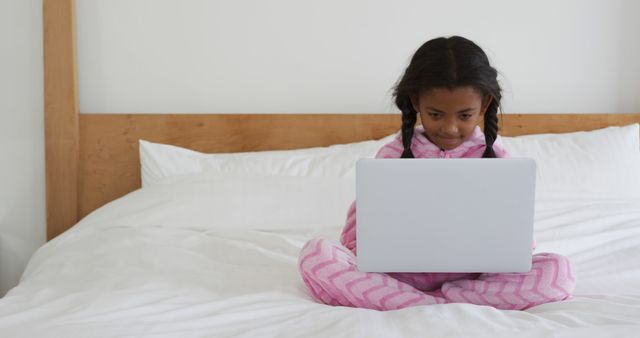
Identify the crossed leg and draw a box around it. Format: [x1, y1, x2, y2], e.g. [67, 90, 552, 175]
[299, 238, 575, 311]
[298, 238, 447, 310]
[441, 252, 576, 310]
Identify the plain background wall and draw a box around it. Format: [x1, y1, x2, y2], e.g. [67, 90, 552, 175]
[0, 0, 639, 296]
[0, 0, 46, 296]
[76, 0, 640, 114]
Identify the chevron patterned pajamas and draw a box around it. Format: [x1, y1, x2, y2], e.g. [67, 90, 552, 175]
[298, 127, 576, 310]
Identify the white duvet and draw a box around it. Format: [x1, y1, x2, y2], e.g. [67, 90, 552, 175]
[1, 174, 640, 338]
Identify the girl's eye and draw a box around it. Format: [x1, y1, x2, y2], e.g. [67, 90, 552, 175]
[460, 114, 472, 120]
[428, 112, 441, 118]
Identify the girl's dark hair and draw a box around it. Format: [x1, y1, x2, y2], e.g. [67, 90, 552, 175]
[394, 36, 502, 158]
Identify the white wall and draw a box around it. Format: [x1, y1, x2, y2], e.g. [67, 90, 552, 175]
[0, 0, 45, 296]
[0, 0, 638, 296]
[76, 0, 640, 114]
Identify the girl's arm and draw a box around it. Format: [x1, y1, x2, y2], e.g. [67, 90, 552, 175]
[493, 135, 510, 158]
[340, 201, 357, 253]
[339, 138, 405, 254]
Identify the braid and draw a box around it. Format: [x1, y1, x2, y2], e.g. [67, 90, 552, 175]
[398, 96, 417, 158]
[482, 100, 499, 158]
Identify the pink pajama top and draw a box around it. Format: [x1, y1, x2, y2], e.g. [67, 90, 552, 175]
[340, 125, 518, 254]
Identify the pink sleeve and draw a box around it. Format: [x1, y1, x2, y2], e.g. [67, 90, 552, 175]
[493, 135, 511, 158]
[340, 139, 404, 254]
[339, 201, 357, 254]
[373, 137, 405, 159]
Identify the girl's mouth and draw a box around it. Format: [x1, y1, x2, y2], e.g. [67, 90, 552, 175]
[439, 136, 460, 142]
[438, 137, 461, 149]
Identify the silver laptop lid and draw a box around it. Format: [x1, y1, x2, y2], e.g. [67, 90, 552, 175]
[356, 158, 536, 273]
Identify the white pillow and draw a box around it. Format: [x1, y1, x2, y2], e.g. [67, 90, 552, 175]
[501, 124, 640, 198]
[139, 134, 396, 187]
[80, 171, 355, 231]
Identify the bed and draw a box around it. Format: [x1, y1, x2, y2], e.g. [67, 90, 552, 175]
[1, 0, 640, 337]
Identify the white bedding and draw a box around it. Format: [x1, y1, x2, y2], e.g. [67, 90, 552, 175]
[1, 174, 640, 338]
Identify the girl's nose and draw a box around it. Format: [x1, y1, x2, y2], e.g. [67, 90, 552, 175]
[442, 122, 458, 134]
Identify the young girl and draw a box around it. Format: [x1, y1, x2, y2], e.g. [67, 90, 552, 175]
[298, 36, 575, 311]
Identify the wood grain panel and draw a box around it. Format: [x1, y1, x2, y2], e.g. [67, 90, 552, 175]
[497, 113, 640, 136]
[44, 0, 79, 240]
[77, 113, 640, 224]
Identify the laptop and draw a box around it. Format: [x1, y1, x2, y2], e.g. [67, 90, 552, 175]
[355, 158, 536, 273]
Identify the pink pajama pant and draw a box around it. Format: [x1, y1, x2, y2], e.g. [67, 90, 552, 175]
[298, 238, 576, 311]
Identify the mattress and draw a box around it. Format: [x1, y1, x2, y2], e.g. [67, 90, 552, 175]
[1, 175, 639, 337]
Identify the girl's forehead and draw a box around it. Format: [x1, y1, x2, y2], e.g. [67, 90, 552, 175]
[418, 86, 483, 105]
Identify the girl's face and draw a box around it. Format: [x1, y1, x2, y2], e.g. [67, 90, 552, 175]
[411, 86, 492, 151]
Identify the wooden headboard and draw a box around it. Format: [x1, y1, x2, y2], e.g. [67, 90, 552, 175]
[43, 0, 640, 240]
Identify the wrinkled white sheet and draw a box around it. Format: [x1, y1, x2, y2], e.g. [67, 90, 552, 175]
[1, 182, 640, 337]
